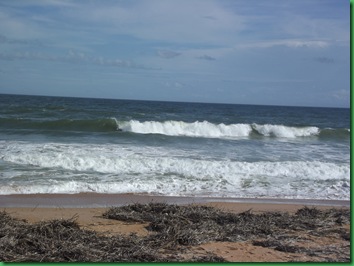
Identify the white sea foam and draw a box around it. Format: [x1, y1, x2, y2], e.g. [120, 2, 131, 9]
[117, 120, 320, 139]
[0, 142, 349, 199]
[118, 120, 252, 138]
[251, 124, 319, 138]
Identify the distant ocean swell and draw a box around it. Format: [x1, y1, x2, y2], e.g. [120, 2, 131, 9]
[1, 117, 349, 139]
[0, 117, 117, 132]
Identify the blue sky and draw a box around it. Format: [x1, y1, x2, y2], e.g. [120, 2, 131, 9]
[0, 0, 349, 107]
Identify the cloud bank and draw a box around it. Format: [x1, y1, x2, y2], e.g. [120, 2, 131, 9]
[0, 0, 349, 107]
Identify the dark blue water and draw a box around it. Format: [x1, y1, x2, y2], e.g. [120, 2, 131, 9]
[0, 94, 350, 200]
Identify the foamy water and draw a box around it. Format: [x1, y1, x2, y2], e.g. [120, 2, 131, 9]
[117, 120, 322, 139]
[0, 141, 349, 199]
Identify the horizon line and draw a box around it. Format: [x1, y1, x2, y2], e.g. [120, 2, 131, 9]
[0, 92, 349, 109]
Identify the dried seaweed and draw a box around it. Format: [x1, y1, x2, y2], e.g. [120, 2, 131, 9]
[0, 204, 349, 262]
[0, 210, 223, 262]
[103, 203, 350, 262]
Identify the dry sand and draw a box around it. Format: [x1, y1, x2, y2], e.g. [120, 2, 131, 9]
[0, 193, 350, 262]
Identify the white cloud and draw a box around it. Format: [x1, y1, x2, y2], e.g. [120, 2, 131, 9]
[314, 57, 335, 64]
[163, 81, 185, 88]
[332, 89, 349, 100]
[197, 55, 216, 61]
[281, 15, 349, 44]
[0, 11, 41, 39]
[157, 50, 181, 59]
[235, 39, 330, 49]
[0, 1, 347, 52]
[69, 0, 243, 45]
[0, 50, 150, 69]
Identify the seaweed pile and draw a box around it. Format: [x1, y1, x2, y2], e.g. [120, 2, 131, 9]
[0, 209, 222, 262]
[0, 203, 350, 262]
[104, 203, 350, 262]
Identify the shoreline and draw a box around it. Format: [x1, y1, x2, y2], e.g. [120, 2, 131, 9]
[0, 193, 349, 208]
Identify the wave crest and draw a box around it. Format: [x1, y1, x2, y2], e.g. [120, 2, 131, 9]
[251, 123, 319, 138]
[119, 120, 252, 138]
[2, 117, 348, 139]
[118, 120, 322, 139]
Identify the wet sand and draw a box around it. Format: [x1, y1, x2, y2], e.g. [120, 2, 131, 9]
[0, 192, 349, 208]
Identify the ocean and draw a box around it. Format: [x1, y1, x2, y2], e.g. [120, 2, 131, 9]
[0, 94, 350, 200]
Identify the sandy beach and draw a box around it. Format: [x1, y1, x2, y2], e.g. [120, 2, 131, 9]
[0, 193, 350, 262]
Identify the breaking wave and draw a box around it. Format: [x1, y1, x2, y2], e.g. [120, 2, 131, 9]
[118, 120, 348, 139]
[1, 117, 349, 139]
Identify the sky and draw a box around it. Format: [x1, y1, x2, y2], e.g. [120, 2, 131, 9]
[0, 0, 350, 108]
